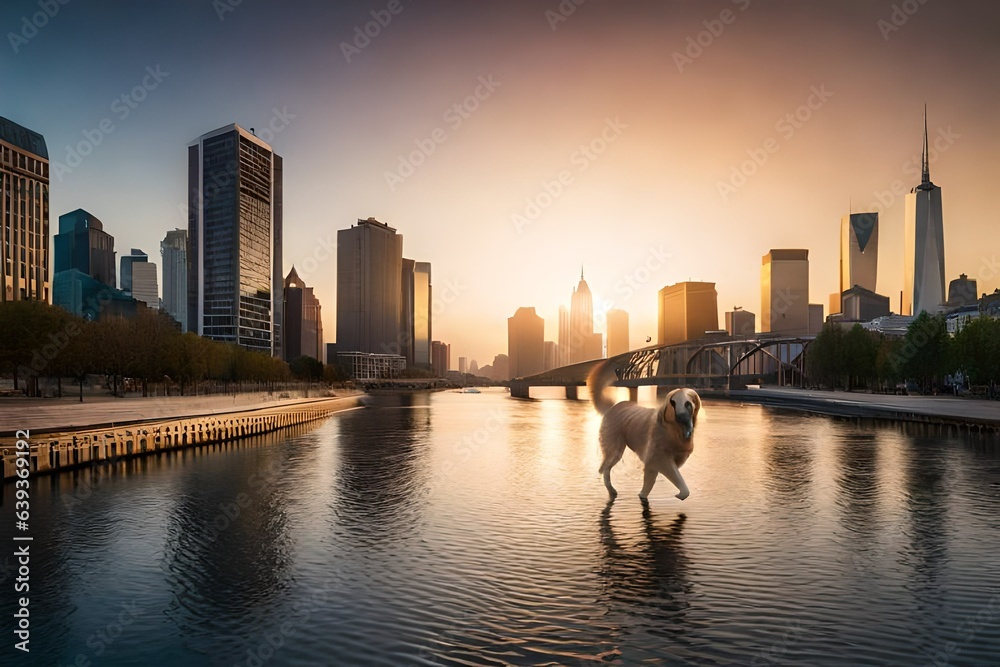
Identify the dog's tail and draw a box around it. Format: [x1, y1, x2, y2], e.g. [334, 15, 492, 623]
[587, 359, 619, 415]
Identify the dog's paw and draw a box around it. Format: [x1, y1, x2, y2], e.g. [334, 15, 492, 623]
[675, 490, 689, 501]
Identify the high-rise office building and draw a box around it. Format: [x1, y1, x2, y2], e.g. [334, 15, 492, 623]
[398, 259, 432, 368]
[52, 209, 135, 318]
[761, 250, 809, 334]
[841, 213, 878, 294]
[188, 123, 283, 355]
[431, 340, 451, 376]
[131, 262, 159, 309]
[543, 341, 558, 371]
[557, 305, 570, 367]
[413, 262, 432, 369]
[120, 248, 146, 294]
[903, 108, 946, 316]
[337, 217, 403, 356]
[1, 116, 49, 303]
[161, 229, 188, 329]
[569, 269, 603, 363]
[606, 309, 630, 357]
[120, 248, 158, 308]
[459, 357, 468, 375]
[283, 266, 324, 362]
[54, 209, 116, 286]
[400, 258, 415, 364]
[508, 306, 545, 378]
[658, 281, 719, 345]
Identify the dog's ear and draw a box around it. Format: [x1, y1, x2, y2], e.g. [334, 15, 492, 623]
[662, 389, 678, 424]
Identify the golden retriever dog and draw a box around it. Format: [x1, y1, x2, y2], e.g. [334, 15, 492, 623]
[587, 361, 702, 501]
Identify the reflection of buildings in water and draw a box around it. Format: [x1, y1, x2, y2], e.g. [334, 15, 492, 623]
[330, 393, 431, 546]
[901, 435, 949, 607]
[160, 436, 300, 632]
[597, 503, 692, 633]
[833, 431, 880, 538]
[761, 415, 814, 502]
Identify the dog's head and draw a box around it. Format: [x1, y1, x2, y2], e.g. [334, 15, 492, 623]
[662, 388, 702, 440]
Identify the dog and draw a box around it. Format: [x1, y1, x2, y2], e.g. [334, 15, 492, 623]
[588, 360, 702, 501]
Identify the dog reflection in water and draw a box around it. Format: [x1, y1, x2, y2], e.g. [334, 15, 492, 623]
[588, 360, 702, 501]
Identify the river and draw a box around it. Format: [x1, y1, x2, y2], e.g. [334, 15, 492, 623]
[3, 389, 1000, 665]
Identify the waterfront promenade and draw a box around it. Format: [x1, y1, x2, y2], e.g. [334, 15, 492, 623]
[728, 386, 1000, 430]
[0, 390, 360, 436]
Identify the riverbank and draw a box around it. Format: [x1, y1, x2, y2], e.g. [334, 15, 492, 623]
[720, 386, 1000, 433]
[1, 393, 364, 480]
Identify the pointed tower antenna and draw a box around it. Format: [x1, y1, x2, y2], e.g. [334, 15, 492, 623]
[921, 104, 930, 185]
[580, 264, 584, 281]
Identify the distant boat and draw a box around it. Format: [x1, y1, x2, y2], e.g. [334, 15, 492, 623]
[461, 388, 481, 394]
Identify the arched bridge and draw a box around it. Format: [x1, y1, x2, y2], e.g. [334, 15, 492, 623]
[509, 335, 815, 399]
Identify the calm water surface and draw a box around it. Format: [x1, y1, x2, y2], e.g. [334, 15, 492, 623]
[4, 390, 1000, 666]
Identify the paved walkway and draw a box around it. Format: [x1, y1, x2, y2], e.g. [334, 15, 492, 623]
[726, 387, 1000, 426]
[0, 391, 361, 435]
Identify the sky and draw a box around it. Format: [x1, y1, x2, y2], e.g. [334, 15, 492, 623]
[3, 0, 999, 367]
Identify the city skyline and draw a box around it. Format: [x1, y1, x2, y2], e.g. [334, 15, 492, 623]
[3, 1, 1000, 364]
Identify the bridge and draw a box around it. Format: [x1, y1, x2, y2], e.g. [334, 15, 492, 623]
[509, 335, 815, 399]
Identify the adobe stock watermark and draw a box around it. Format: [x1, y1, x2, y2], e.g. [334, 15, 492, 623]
[7, 0, 70, 53]
[867, 125, 959, 214]
[717, 84, 833, 202]
[545, 0, 587, 30]
[511, 116, 627, 233]
[340, 0, 411, 63]
[384, 75, 501, 192]
[923, 594, 1000, 667]
[50, 65, 170, 183]
[750, 621, 809, 666]
[213, 0, 244, 21]
[877, 0, 931, 41]
[672, 0, 751, 73]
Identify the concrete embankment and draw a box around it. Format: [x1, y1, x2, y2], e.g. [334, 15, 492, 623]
[719, 387, 1000, 434]
[1, 394, 363, 481]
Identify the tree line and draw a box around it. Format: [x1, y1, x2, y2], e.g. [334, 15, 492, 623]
[0, 301, 338, 398]
[806, 312, 1000, 394]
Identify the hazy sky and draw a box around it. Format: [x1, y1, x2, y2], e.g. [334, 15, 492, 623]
[3, 0, 998, 366]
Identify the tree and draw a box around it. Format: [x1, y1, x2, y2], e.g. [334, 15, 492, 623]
[899, 312, 950, 393]
[842, 324, 877, 391]
[289, 355, 323, 381]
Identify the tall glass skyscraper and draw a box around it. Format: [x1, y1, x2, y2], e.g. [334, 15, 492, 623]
[1, 116, 49, 303]
[187, 124, 282, 356]
[903, 108, 945, 316]
[413, 261, 432, 368]
[161, 229, 188, 329]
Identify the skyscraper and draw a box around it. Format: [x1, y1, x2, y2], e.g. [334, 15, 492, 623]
[282, 266, 324, 362]
[161, 229, 188, 329]
[413, 262, 432, 369]
[606, 309, 630, 357]
[431, 340, 451, 376]
[569, 269, 603, 363]
[761, 250, 809, 334]
[658, 282, 719, 345]
[337, 217, 403, 355]
[120, 248, 146, 294]
[53, 209, 135, 318]
[841, 212, 878, 293]
[54, 209, 116, 286]
[131, 262, 159, 309]
[508, 306, 545, 378]
[188, 123, 283, 356]
[725, 307, 756, 337]
[903, 108, 946, 316]
[1, 116, 49, 303]
[120, 248, 158, 308]
[557, 305, 570, 367]
[397, 259, 432, 368]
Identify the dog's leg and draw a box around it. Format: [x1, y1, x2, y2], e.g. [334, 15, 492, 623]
[661, 459, 690, 501]
[603, 468, 618, 499]
[638, 466, 658, 500]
